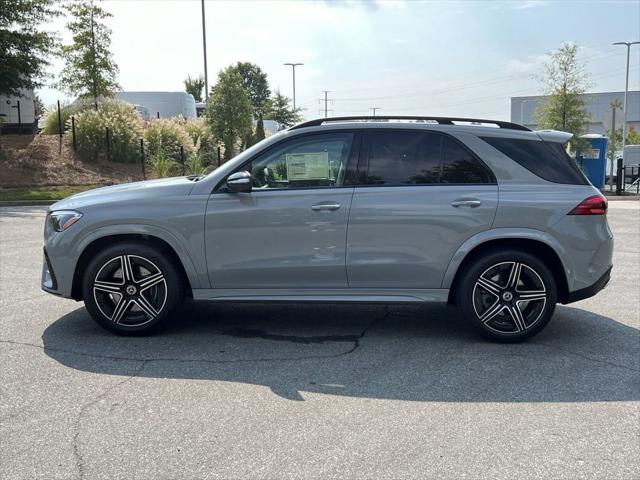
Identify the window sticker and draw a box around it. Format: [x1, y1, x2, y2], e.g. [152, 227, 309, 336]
[285, 152, 330, 180]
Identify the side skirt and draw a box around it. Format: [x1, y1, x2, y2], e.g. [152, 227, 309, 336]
[192, 288, 449, 304]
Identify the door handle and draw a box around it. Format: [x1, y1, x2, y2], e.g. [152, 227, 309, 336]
[451, 199, 482, 208]
[311, 203, 341, 211]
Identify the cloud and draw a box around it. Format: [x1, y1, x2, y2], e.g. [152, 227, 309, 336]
[320, 0, 405, 11]
[512, 0, 551, 9]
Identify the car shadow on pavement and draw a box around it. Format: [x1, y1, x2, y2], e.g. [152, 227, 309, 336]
[41, 302, 639, 402]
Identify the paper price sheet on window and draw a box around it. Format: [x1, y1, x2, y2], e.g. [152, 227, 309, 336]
[285, 152, 330, 181]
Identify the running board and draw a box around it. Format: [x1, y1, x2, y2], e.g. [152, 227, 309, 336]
[192, 288, 449, 304]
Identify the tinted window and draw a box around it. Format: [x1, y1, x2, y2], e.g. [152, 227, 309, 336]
[365, 131, 442, 185]
[247, 133, 354, 189]
[481, 136, 589, 185]
[442, 137, 494, 184]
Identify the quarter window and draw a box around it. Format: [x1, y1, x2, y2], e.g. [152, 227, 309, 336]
[247, 133, 354, 190]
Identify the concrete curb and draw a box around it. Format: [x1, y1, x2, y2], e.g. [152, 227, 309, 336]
[604, 195, 640, 201]
[0, 200, 56, 207]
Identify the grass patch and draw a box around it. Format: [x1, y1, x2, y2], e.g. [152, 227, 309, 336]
[0, 184, 101, 201]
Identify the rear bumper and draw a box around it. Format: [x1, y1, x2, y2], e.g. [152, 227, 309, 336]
[563, 265, 612, 304]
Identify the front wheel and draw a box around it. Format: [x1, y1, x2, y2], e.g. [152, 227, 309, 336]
[456, 250, 557, 342]
[81, 242, 184, 335]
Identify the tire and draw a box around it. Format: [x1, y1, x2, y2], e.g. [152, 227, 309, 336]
[81, 242, 184, 335]
[456, 249, 557, 343]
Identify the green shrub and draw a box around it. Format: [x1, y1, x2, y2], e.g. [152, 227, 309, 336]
[149, 147, 177, 177]
[144, 118, 193, 164]
[184, 151, 215, 176]
[42, 102, 74, 135]
[73, 100, 143, 162]
[183, 117, 217, 165]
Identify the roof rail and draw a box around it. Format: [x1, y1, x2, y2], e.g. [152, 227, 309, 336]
[289, 116, 531, 132]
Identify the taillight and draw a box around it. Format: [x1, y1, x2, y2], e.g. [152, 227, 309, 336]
[568, 195, 608, 215]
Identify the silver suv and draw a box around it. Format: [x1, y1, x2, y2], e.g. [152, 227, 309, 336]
[41, 116, 613, 342]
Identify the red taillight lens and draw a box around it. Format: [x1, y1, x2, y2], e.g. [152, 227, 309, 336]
[568, 195, 608, 215]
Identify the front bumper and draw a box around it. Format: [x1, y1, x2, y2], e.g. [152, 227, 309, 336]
[563, 265, 612, 304]
[41, 248, 60, 295]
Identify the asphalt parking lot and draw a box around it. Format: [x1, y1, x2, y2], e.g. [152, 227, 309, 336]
[1, 202, 638, 480]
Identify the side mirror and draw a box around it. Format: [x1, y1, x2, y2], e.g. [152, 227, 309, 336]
[226, 171, 252, 193]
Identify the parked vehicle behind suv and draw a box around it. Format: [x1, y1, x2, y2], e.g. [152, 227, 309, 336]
[41, 116, 613, 342]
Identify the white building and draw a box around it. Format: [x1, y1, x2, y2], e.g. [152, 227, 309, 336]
[511, 91, 640, 136]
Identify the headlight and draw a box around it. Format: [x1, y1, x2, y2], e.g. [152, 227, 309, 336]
[48, 210, 83, 232]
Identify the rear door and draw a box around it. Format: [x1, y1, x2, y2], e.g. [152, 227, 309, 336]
[346, 129, 498, 289]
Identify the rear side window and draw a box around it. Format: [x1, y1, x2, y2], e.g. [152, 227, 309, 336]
[442, 137, 494, 184]
[364, 131, 441, 185]
[362, 130, 494, 185]
[480, 136, 589, 185]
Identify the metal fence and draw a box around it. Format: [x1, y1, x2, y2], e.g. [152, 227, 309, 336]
[50, 98, 222, 178]
[616, 158, 640, 195]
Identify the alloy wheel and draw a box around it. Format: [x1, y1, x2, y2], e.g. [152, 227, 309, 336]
[92, 255, 167, 327]
[472, 261, 547, 334]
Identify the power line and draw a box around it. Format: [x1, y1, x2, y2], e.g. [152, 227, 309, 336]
[332, 50, 629, 103]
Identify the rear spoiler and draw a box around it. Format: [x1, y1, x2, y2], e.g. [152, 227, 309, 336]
[535, 130, 573, 144]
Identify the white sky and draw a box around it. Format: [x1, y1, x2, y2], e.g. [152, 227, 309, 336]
[39, 0, 640, 121]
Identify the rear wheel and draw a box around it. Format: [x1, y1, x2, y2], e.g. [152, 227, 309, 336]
[456, 249, 557, 342]
[81, 242, 184, 335]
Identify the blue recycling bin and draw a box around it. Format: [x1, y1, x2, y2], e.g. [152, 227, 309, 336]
[578, 135, 608, 188]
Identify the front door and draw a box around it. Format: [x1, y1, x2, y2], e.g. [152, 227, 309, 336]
[205, 131, 358, 289]
[346, 129, 498, 289]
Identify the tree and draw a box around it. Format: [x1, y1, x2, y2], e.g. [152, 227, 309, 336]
[229, 62, 270, 137]
[535, 43, 591, 151]
[205, 67, 253, 160]
[627, 125, 640, 146]
[58, 0, 119, 109]
[265, 90, 302, 128]
[0, 0, 60, 95]
[184, 74, 205, 102]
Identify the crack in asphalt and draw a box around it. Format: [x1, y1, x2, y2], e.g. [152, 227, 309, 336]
[72, 360, 149, 480]
[535, 341, 640, 373]
[0, 308, 391, 366]
[2, 309, 391, 478]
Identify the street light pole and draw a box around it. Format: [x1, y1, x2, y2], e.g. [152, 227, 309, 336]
[201, 0, 209, 102]
[284, 63, 303, 111]
[613, 41, 640, 160]
[369, 107, 380, 117]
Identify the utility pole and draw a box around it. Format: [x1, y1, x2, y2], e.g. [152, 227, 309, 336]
[201, 0, 209, 102]
[318, 91, 333, 118]
[369, 107, 380, 117]
[612, 41, 640, 162]
[284, 63, 303, 110]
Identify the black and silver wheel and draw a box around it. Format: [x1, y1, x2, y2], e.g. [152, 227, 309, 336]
[82, 242, 184, 335]
[456, 249, 557, 342]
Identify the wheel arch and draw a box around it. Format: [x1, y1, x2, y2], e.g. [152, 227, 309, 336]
[71, 233, 196, 300]
[444, 232, 571, 305]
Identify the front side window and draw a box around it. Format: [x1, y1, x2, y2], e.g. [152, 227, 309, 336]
[247, 133, 354, 190]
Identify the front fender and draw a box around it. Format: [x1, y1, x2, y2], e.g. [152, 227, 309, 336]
[440, 228, 572, 290]
[73, 223, 207, 291]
